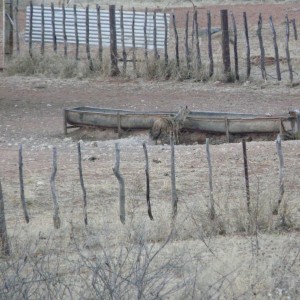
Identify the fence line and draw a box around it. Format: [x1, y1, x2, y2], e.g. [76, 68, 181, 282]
[3, 2, 300, 82]
[25, 4, 170, 49]
[0, 136, 291, 255]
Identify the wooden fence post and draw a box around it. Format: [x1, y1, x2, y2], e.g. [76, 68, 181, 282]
[51, 2, 57, 53]
[170, 136, 178, 221]
[0, 179, 10, 256]
[242, 139, 250, 214]
[62, 3, 67, 57]
[269, 16, 281, 81]
[29, 1, 33, 57]
[285, 14, 293, 83]
[132, 7, 137, 72]
[173, 13, 180, 68]
[120, 6, 127, 74]
[185, 11, 191, 71]
[243, 12, 251, 79]
[221, 9, 231, 77]
[274, 135, 284, 215]
[153, 12, 159, 60]
[112, 143, 125, 224]
[257, 14, 266, 80]
[144, 8, 149, 67]
[194, 10, 201, 73]
[164, 12, 169, 67]
[231, 12, 239, 81]
[96, 4, 103, 66]
[292, 18, 297, 40]
[14, 0, 20, 55]
[50, 147, 61, 229]
[207, 11, 214, 77]
[74, 4, 79, 60]
[86, 5, 93, 70]
[77, 143, 88, 225]
[109, 5, 120, 76]
[142, 142, 154, 220]
[41, 3, 45, 55]
[206, 138, 215, 220]
[4, 0, 14, 63]
[19, 144, 30, 223]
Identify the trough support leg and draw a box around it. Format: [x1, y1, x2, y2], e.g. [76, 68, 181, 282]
[63, 109, 68, 135]
[117, 113, 122, 138]
[225, 117, 230, 143]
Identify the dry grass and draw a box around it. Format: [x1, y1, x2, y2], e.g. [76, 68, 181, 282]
[1, 138, 300, 298]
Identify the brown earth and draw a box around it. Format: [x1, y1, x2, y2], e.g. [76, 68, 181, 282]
[1, 3, 300, 299]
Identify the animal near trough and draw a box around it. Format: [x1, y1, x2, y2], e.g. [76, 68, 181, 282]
[63, 107, 300, 142]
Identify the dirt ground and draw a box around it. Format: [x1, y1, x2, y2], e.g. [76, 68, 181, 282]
[1, 2, 300, 299]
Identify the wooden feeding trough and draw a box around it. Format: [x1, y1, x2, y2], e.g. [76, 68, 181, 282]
[63, 106, 300, 141]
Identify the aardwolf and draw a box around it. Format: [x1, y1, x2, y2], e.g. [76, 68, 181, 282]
[149, 106, 190, 145]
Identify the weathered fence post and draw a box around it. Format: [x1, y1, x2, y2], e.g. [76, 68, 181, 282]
[41, 3, 45, 55]
[164, 12, 169, 67]
[269, 16, 281, 81]
[51, 2, 57, 53]
[285, 14, 293, 83]
[77, 143, 88, 225]
[74, 4, 79, 60]
[243, 12, 251, 79]
[207, 11, 214, 77]
[221, 9, 231, 78]
[170, 136, 178, 221]
[132, 7, 137, 72]
[231, 12, 239, 81]
[142, 142, 154, 220]
[0, 179, 10, 256]
[173, 13, 180, 69]
[112, 143, 125, 224]
[4, 0, 14, 63]
[153, 12, 159, 60]
[242, 139, 250, 214]
[109, 5, 120, 76]
[292, 18, 297, 40]
[96, 4, 103, 66]
[29, 1, 33, 57]
[50, 147, 61, 229]
[120, 6, 127, 74]
[62, 3, 67, 57]
[274, 135, 284, 215]
[194, 10, 201, 74]
[185, 11, 191, 71]
[86, 5, 93, 70]
[14, 0, 20, 55]
[206, 138, 215, 220]
[144, 8, 149, 67]
[257, 14, 266, 80]
[19, 144, 30, 223]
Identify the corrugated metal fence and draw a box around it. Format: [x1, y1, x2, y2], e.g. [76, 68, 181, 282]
[25, 5, 170, 49]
